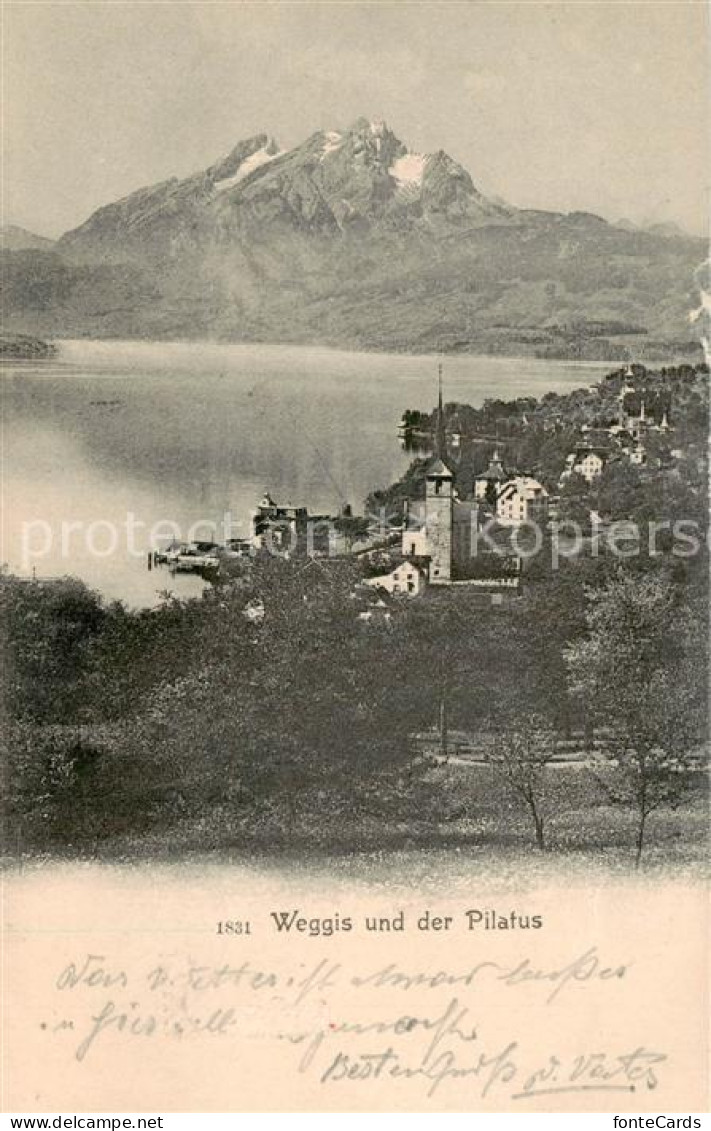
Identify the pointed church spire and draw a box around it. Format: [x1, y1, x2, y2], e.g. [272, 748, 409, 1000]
[436, 362, 446, 459]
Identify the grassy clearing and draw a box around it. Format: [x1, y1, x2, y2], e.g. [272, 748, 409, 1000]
[7, 773, 706, 890]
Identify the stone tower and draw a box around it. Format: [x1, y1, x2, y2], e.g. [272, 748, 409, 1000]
[426, 457, 454, 582]
[425, 365, 454, 583]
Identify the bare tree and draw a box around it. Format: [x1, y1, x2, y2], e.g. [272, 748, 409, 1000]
[485, 716, 557, 849]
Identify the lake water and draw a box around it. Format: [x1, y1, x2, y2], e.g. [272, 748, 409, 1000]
[2, 340, 608, 607]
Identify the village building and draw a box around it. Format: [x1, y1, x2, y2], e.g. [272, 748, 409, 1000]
[619, 386, 672, 439]
[397, 369, 482, 584]
[252, 492, 333, 555]
[351, 586, 396, 624]
[400, 508, 430, 558]
[423, 456, 455, 582]
[242, 598, 265, 623]
[363, 561, 427, 596]
[496, 476, 549, 527]
[618, 379, 635, 423]
[560, 444, 611, 484]
[629, 441, 647, 467]
[446, 411, 463, 451]
[252, 492, 307, 551]
[399, 458, 463, 582]
[225, 537, 254, 559]
[473, 448, 507, 500]
[631, 399, 649, 438]
[618, 378, 649, 436]
[401, 489, 478, 583]
[358, 597, 393, 625]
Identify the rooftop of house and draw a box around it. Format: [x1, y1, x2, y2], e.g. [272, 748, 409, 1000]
[426, 456, 454, 478]
[477, 451, 507, 480]
[362, 560, 427, 588]
[498, 476, 549, 499]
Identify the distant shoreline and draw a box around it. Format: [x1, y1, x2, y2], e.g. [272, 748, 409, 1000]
[4, 331, 703, 367]
[0, 332, 57, 360]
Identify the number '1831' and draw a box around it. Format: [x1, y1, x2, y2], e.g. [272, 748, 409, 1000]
[216, 920, 252, 935]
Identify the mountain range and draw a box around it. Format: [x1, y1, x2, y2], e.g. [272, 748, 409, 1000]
[2, 118, 705, 359]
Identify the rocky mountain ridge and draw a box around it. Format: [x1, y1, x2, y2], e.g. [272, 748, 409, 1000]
[2, 119, 705, 360]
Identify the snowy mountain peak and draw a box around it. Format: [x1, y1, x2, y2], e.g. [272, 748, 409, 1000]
[15, 117, 700, 355]
[58, 118, 513, 263]
[390, 152, 429, 188]
[208, 134, 281, 190]
[213, 142, 283, 193]
[320, 130, 344, 161]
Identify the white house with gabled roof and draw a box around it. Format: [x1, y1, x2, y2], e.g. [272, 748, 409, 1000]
[496, 477, 549, 526]
[561, 445, 611, 485]
[363, 561, 427, 596]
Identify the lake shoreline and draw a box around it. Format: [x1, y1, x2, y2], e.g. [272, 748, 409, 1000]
[23, 331, 704, 367]
[0, 332, 57, 360]
[0, 341, 693, 607]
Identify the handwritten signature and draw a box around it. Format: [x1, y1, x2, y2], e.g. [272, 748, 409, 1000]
[313, 1039, 665, 1100]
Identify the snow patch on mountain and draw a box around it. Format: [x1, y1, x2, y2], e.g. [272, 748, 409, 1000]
[214, 146, 282, 192]
[389, 152, 428, 188]
[320, 131, 344, 161]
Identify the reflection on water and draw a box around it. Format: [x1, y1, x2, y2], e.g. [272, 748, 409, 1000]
[2, 340, 607, 607]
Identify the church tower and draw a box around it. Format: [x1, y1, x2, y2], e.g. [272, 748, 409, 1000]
[426, 364, 454, 583]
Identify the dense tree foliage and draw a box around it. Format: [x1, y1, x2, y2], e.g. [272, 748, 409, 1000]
[565, 571, 708, 862]
[2, 362, 708, 861]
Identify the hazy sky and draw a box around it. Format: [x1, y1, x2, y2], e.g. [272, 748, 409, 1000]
[4, 1, 709, 238]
